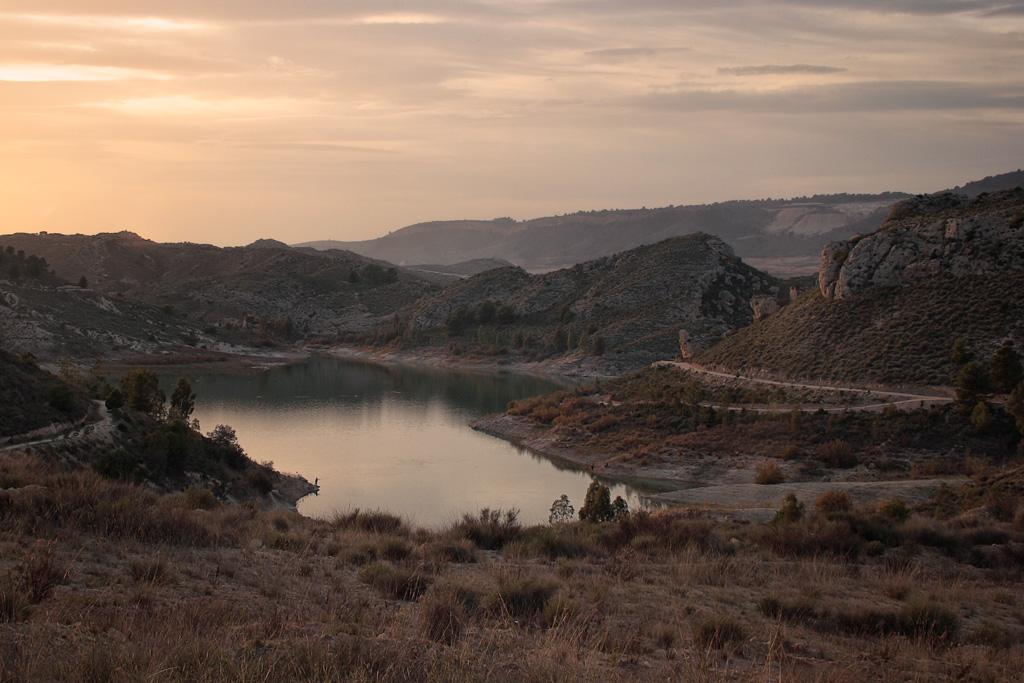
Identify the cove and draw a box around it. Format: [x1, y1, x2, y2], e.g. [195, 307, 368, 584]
[179, 356, 648, 526]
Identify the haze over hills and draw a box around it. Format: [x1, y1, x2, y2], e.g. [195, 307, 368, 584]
[295, 171, 1024, 276]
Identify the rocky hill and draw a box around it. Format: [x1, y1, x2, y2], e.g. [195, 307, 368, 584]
[820, 189, 1024, 300]
[696, 189, 1024, 386]
[386, 233, 782, 374]
[0, 232, 438, 357]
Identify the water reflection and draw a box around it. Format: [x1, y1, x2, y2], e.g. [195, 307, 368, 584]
[170, 356, 655, 527]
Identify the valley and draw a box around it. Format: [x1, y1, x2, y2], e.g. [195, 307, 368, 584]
[2, 174, 1024, 681]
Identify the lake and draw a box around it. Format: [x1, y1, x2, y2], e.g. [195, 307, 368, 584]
[177, 356, 649, 526]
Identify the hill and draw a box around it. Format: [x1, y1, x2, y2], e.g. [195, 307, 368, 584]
[0, 232, 439, 359]
[295, 171, 1024, 276]
[375, 233, 782, 375]
[296, 194, 908, 274]
[695, 189, 1024, 386]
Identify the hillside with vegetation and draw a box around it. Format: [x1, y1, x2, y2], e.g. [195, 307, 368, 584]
[0, 233, 438, 361]
[696, 188, 1024, 386]
[367, 233, 782, 375]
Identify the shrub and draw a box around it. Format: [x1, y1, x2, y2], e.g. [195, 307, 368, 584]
[692, 616, 747, 649]
[814, 489, 853, 515]
[899, 600, 960, 641]
[126, 555, 175, 585]
[331, 509, 407, 535]
[773, 493, 805, 523]
[970, 401, 992, 430]
[418, 590, 465, 644]
[17, 541, 65, 604]
[488, 576, 557, 620]
[358, 562, 431, 601]
[817, 440, 857, 468]
[182, 486, 219, 510]
[879, 499, 910, 523]
[248, 469, 273, 495]
[453, 508, 521, 550]
[91, 449, 137, 480]
[754, 461, 784, 485]
[0, 582, 28, 623]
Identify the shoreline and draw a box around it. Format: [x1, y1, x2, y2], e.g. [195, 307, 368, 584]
[471, 413, 964, 516]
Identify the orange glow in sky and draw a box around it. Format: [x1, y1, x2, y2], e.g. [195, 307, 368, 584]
[1, 2, 1022, 246]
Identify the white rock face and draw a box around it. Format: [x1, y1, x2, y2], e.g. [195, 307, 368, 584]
[750, 295, 780, 321]
[819, 190, 1024, 299]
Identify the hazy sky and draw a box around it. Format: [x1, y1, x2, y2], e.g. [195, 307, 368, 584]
[2, 1, 1023, 246]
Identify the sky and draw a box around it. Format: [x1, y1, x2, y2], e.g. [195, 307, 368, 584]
[1, 1, 1023, 246]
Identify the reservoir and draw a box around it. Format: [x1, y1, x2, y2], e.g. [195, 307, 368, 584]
[180, 356, 647, 526]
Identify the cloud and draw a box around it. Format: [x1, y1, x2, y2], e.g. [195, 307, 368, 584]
[0, 63, 171, 81]
[638, 80, 1024, 114]
[586, 47, 690, 63]
[719, 64, 847, 76]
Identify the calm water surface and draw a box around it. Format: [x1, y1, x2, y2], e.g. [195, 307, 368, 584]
[181, 357, 649, 526]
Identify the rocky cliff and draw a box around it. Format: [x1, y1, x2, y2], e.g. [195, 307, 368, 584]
[820, 189, 1024, 299]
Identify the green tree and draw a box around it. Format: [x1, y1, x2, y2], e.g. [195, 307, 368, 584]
[548, 494, 575, 524]
[950, 337, 971, 365]
[579, 481, 615, 522]
[119, 369, 166, 418]
[955, 361, 992, 406]
[477, 300, 497, 324]
[496, 304, 516, 325]
[989, 343, 1023, 393]
[169, 376, 196, 422]
[78, 275, 88, 288]
[970, 401, 993, 431]
[612, 495, 630, 521]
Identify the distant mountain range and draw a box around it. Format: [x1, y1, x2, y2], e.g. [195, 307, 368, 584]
[294, 171, 1024, 275]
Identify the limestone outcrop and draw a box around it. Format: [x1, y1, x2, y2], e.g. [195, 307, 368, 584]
[750, 296, 780, 321]
[819, 189, 1024, 299]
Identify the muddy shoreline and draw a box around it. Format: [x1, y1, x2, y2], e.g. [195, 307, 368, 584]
[471, 413, 963, 518]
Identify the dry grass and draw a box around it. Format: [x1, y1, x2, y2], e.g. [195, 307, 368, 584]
[2, 453, 1024, 681]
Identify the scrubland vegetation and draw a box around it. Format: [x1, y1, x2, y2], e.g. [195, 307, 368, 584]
[697, 274, 1024, 386]
[2, 450, 1024, 681]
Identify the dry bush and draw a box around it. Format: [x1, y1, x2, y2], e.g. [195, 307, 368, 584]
[17, 540, 66, 604]
[692, 615, 746, 650]
[125, 554, 176, 585]
[487, 575, 558, 621]
[0, 581, 29, 623]
[508, 524, 597, 561]
[420, 538, 478, 564]
[330, 508, 408, 536]
[754, 461, 785, 485]
[358, 561, 432, 601]
[814, 489, 853, 515]
[451, 508, 521, 550]
[417, 589, 466, 644]
[605, 510, 712, 555]
[817, 440, 857, 468]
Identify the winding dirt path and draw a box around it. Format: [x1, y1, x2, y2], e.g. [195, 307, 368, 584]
[658, 361, 955, 413]
[0, 401, 115, 454]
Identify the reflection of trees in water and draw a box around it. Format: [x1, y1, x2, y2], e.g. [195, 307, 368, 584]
[181, 357, 577, 416]
[509, 443, 662, 512]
